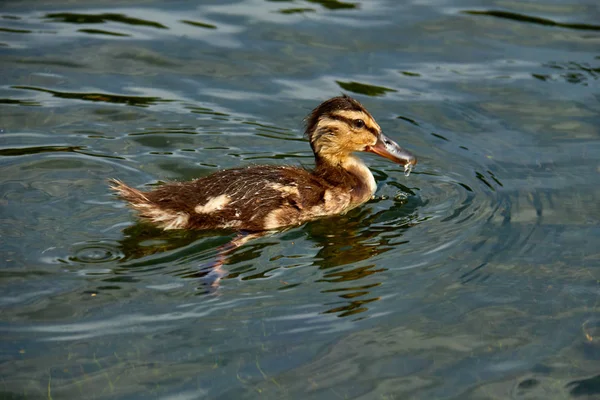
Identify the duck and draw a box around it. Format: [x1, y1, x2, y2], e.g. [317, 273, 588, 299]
[110, 95, 417, 232]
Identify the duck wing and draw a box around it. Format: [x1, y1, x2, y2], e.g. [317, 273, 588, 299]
[112, 165, 332, 231]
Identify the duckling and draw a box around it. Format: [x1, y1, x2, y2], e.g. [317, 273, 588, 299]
[110, 95, 416, 232]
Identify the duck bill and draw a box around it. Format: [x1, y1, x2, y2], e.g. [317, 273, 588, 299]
[366, 133, 417, 167]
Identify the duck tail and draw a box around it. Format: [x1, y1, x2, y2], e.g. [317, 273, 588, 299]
[109, 179, 152, 211]
[109, 179, 190, 230]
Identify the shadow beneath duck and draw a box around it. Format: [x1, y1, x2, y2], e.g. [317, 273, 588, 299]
[117, 223, 215, 261]
[114, 220, 279, 293]
[114, 223, 248, 292]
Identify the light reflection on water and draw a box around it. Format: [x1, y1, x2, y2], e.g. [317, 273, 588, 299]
[1, 0, 600, 398]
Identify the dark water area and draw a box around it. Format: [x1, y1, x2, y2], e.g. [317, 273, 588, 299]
[1, 0, 599, 398]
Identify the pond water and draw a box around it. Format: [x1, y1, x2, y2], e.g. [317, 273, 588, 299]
[1, 0, 599, 398]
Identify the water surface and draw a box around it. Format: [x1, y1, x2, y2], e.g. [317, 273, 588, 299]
[1, 0, 600, 398]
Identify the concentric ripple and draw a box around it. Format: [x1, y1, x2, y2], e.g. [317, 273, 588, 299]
[394, 145, 506, 274]
[65, 241, 125, 264]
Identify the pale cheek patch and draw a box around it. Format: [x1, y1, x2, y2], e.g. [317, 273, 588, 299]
[195, 194, 230, 214]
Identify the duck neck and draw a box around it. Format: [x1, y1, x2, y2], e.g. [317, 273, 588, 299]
[314, 154, 377, 203]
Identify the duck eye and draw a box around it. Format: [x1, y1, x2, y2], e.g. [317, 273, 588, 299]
[353, 119, 365, 129]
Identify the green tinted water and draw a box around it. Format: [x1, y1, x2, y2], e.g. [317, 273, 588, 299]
[1, 0, 599, 398]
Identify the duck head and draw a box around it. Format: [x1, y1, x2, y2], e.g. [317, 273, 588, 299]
[305, 95, 417, 168]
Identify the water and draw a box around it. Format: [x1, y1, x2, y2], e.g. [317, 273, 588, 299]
[1, 0, 599, 398]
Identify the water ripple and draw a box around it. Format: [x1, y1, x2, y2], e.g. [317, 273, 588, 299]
[12, 85, 174, 107]
[463, 10, 600, 31]
[65, 241, 125, 265]
[10, 295, 272, 341]
[44, 12, 168, 29]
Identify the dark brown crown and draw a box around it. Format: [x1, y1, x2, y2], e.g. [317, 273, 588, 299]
[304, 94, 368, 138]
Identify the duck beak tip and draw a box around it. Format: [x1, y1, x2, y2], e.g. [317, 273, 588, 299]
[366, 133, 417, 167]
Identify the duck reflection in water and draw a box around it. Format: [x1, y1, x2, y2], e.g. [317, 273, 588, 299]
[306, 198, 420, 318]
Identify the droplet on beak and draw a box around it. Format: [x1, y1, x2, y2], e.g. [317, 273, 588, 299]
[404, 163, 413, 177]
